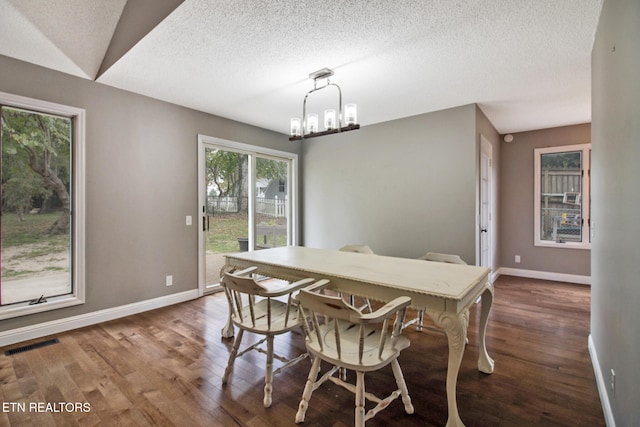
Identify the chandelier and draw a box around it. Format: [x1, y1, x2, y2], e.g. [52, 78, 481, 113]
[289, 68, 359, 141]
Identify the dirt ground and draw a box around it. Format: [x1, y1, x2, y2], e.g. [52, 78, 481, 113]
[1, 243, 70, 304]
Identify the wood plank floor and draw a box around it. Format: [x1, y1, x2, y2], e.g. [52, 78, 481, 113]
[0, 275, 605, 426]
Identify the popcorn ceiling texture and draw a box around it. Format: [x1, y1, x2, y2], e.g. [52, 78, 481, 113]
[0, 0, 603, 134]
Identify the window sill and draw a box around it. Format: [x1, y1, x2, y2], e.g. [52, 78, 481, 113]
[0, 295, 84, 321]
[534, 241, 591, 250]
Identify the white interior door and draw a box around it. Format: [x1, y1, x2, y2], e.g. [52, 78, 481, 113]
[479, 135, 493, 270]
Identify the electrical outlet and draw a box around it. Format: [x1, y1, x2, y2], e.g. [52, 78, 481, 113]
[186, 215, 192, 226]
[515, 255, 521, 263]
[166, 275, 173, 287]
[611, 369, 615, 397]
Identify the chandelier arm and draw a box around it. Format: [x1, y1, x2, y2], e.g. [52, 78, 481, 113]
[301, 83, 343, 139]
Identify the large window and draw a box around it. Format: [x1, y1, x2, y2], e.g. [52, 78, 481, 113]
[1, 92, 85, 319]
[534, 144, 591, 249]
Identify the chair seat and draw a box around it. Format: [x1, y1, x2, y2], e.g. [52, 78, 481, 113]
[307, 322, 410, 371]
[232, 299, 301, 334]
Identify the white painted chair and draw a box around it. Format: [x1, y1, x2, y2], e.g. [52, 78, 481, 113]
[339, 245, 374, 312]
[418, 252, 467, 265]
[409, 252, 468, 331]
[221, 266, 315, 407]
[339, 244, 375, 254]
[294, 280, 414, 426]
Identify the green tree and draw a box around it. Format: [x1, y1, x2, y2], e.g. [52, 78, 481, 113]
[206, 150, 245, 198]
[256, 157, 287, 181]
[1, 107, 71, 234]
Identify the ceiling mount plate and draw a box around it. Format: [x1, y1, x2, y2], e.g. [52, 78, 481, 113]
[309, 67, 334, 81]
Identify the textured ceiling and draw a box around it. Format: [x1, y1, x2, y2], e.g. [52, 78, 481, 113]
[0, 0, 603, 135]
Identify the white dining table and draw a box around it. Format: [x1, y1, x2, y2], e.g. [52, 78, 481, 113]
[222, 246, 494, 427]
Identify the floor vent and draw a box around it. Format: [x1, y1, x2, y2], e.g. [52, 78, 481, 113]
[4, 338, 59, 356]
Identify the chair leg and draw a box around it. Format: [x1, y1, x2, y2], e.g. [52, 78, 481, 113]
[417, 310, 424, 331]
[264, 335, 274, 407]
[355, 371, 365, 427]
[391, 359, 414, 414]
[296, 356, 321, 423]
[222, 329, 244, 384]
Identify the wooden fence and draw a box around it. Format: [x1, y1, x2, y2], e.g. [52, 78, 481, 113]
[208, 196, 287, 218]
[540, 170, 582, 241]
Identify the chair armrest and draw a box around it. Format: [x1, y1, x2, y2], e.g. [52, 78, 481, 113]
[353, 296, 411, 323]
[291, 279, 330, 303]
[301, 279, 331, 293]
[231, 266, 259, 277]
[262, 277, 318, 297]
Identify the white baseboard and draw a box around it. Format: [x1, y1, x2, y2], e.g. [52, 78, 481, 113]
[588, 335, 616, 427]
[497, 267, 591, 285]
[0, 290, 199, 348]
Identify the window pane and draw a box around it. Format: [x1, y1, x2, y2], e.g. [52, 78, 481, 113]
[204, 148, 249, 287]
[1, 107, 72, 305]
[255, 157, 289, 248]
[539, 150, 582, 243]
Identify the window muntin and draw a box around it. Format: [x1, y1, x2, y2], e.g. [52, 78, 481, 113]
[534, 144, 591, 249]
[0, 92, 85, 319]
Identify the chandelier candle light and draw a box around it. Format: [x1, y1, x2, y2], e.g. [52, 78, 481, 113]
[289, 68, 359, 141]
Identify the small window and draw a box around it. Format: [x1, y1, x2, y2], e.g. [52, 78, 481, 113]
[534, 144, 591, 249]
[0, 92, 85, 319]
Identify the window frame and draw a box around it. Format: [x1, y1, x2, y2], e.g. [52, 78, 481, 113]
[534, 143, 591, 250]
[0, 91, 86, 320]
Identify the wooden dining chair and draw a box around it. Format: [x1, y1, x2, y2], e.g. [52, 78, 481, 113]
[221, 266, 315, 407]
[294, 280, 414, 426]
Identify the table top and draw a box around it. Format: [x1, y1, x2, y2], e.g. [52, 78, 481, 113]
[224, 246, 490, 302]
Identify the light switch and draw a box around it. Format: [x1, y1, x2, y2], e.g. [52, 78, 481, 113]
[186, 215, 192, 226]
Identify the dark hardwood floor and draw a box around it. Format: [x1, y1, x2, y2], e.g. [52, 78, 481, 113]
[0, 275, 605, 426]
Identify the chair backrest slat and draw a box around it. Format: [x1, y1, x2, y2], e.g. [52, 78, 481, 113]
[334, 319, 342, 358]
[311, 313, 324, 352]
[298, 285, 411, 365]
[222, 269, 294, 331]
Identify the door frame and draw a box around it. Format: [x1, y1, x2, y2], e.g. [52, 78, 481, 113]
[477, 134, 494, 272]
[197, 134, 299, 296]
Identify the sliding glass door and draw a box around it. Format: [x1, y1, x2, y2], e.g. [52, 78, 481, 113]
[202, 146, 249, 292]
[198, 136, 297, 294]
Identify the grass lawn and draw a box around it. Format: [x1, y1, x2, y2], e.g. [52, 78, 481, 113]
[207, 213, 249, 253]
[1, 212, 68, 249]
[207, 213, 287, 253]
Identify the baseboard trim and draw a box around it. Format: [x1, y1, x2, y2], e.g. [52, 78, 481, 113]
[497, 267, 591, 285]
[588, 334, 616, 427]
[0, 290, 199, 347]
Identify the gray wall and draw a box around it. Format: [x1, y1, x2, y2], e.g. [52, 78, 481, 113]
[499, 124, 591, 276]
[301, 104, 480, 263]
[0, 55, 299, 332]
[591, 0, 640, 424]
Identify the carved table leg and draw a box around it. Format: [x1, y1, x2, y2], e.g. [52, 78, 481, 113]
[427, 308, 470, 427]
[478, 282, 495, 374]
